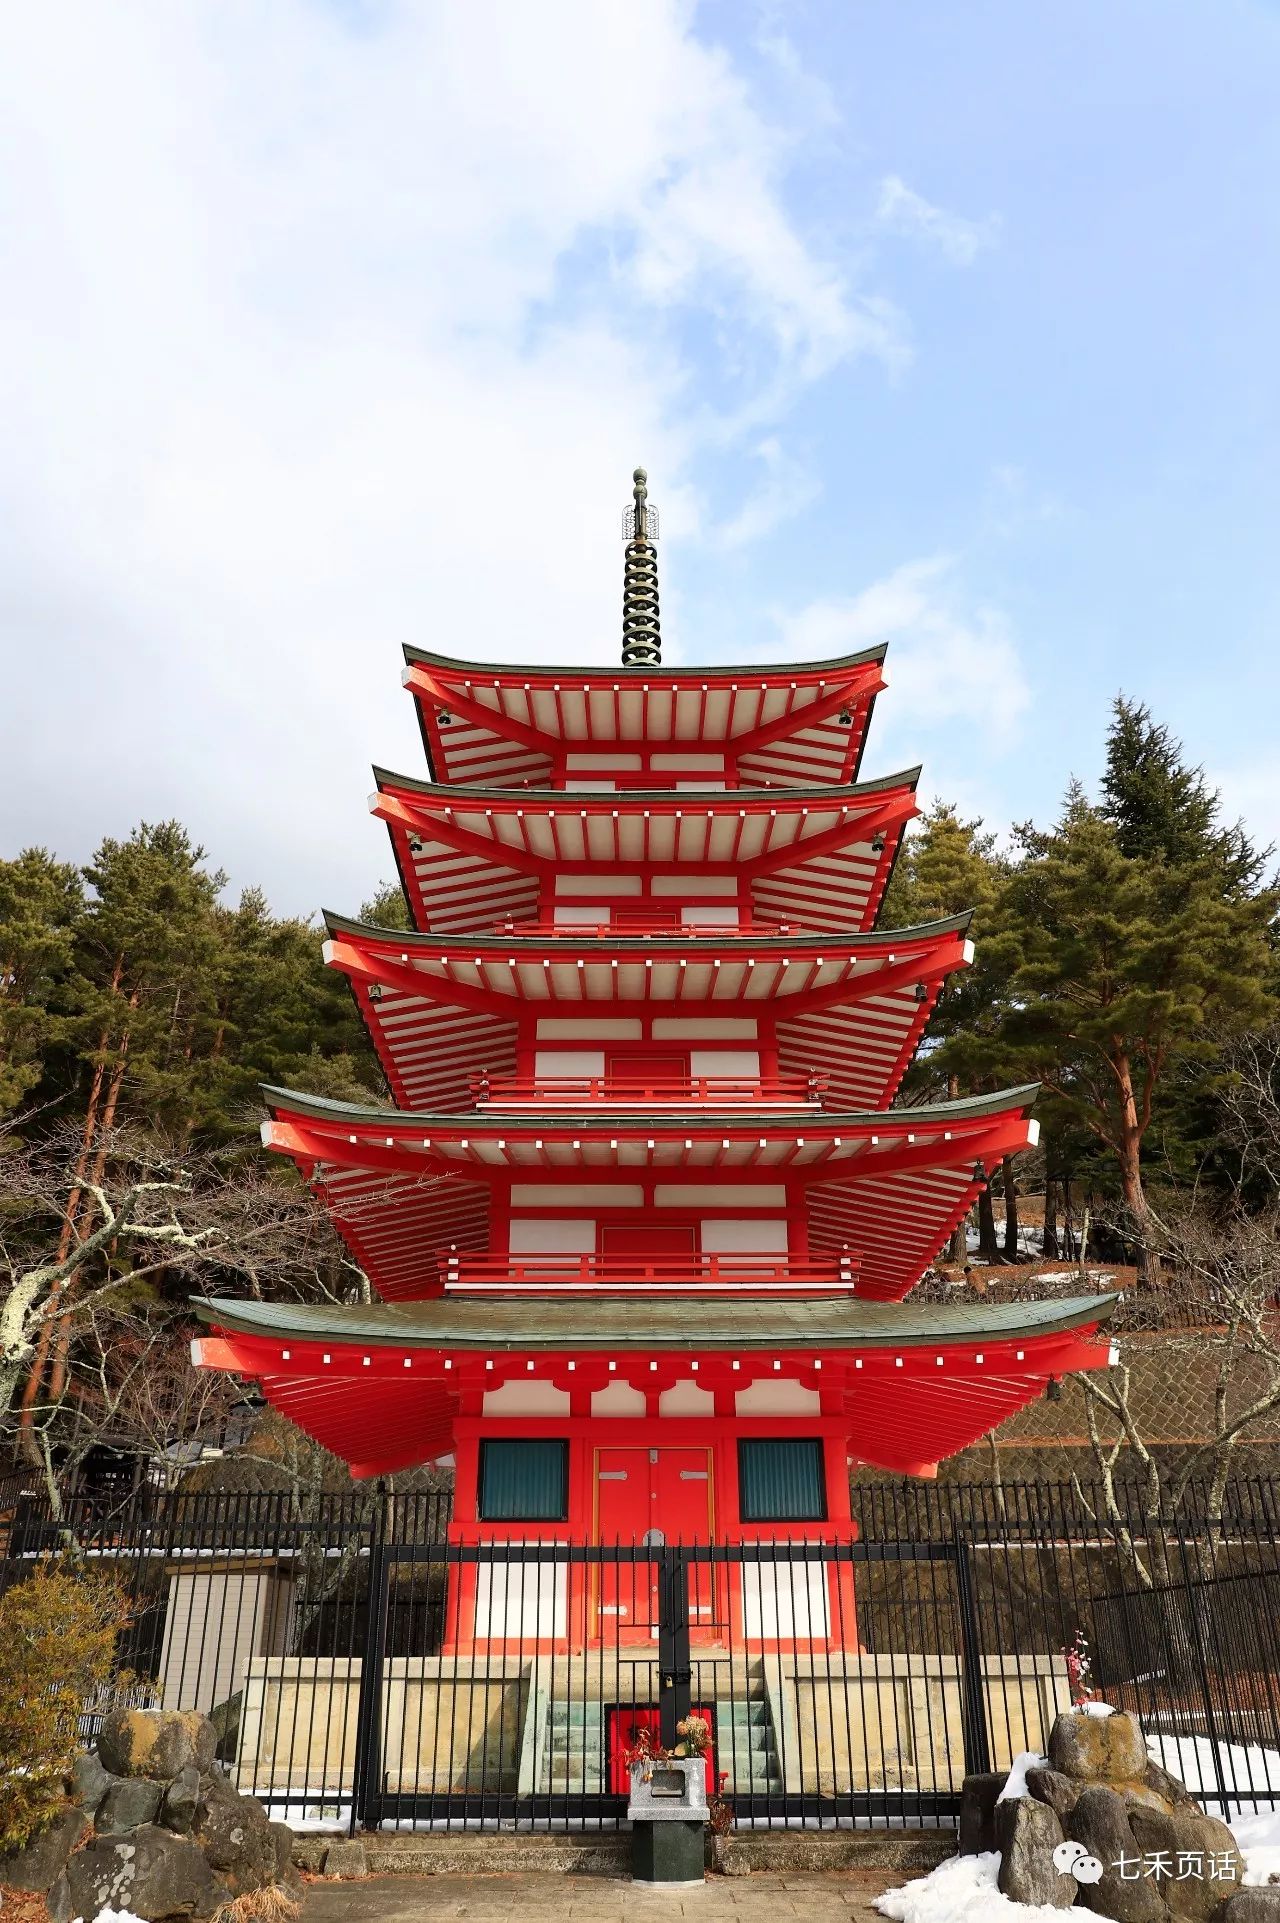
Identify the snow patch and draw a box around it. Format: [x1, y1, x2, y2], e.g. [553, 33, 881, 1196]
[875, 1851, 1075, 1923]
[1079, 1700, 1115, 1718]
[1148, 1733, 1280, 1807]
[997, 1751, 1047, 1801]
[1231, 1807, 1280, 1886]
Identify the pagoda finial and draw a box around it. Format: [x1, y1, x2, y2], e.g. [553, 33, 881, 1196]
[621, 465, 661, 668]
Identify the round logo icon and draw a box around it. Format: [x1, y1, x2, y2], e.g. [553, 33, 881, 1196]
[1073, 1855, 1105, 1885]
[1053, 1841, 1088, 1872]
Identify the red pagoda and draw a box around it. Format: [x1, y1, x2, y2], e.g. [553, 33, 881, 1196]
[194, 469, 1114, 1630]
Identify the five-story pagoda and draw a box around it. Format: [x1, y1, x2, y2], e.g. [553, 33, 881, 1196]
[193, 470, 1115, 1636]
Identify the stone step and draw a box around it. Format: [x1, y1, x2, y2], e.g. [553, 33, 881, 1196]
[351, 1827, 955, 1878]
[713, 1829, 956, 1876]
[361, 1831, 631, 1877]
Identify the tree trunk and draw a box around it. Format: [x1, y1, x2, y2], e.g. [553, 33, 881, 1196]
[1042, 1173, 1060, 1258]
[18, 975, 121, 1452]
[1001, 1157, 1020, 1262]
[47, 1015, 135, 1402]
[977, 1183, 999, 1262]
[1113, 1047, 1155, 1283]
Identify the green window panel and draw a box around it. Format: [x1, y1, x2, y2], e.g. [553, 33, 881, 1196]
[478, 1438, 569, 1521]
[738, 1438, 827, 1522]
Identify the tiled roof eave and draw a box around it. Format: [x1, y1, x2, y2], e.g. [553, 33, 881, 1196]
[193, 1290, 1118, 1352]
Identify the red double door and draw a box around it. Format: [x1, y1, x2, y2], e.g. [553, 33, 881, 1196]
[595, 1446, 717, 1636]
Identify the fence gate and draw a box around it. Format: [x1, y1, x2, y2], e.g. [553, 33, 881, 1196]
[348, 1535, 997, 1832]
[11, 1479, 1278, 1833]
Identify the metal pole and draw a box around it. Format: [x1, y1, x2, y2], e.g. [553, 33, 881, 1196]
[952, 1526, 992, 1776]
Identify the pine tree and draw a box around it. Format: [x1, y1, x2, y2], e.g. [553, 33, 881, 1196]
[0, 850, 84, 1114]
[999, 788, 1277, 1274]
[1102, 696, 1265, 891]
[889, 804, 1017, 1259]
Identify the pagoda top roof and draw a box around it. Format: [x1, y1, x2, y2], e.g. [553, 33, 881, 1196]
[403, 642, 890, 683]
[193, 1287, 1116, 1352]
[402, 643, 890, 789]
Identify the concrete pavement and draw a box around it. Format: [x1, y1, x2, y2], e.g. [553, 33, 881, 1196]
[303, 1869, 901, 1920]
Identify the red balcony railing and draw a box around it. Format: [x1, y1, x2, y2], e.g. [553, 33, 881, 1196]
[439, 1252, 859, 1296]
[470, 1074, 826, 1109]
[493, 918, 803, 939]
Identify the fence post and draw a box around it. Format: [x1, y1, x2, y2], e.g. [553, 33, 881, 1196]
[352, 1519, 391, 1835]
[952, 1528, 992, 1776]
[657, 1545, 692, 1747]
[1172, 1530, 1232, 1816]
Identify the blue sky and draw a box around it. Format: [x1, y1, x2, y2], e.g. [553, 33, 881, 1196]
[2, 1, 1278, 912]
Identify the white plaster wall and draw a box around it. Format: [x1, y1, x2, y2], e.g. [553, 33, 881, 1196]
[475, 1561, 566, 1639]
[508, 1219, 595, 1253]
[652, 1018, 758, 1040]
[690, 1049, 760, 1076]
[700, 1219, 788, 1252]
[511, 1182, 642, 1208]
[652, 875, 737, 895]
[734, 1380, 822, 1415]
[658, 1380, 715, 1416]
[591, 1382, 647, 1416]
[533, 1049, 605, 1075]
[482, 1381, 572, 1416]
[681, 905, 739, 924]
[742, 1563, 830, 1640]
[656, 1184, 786, 1208]
[536, 1018, 642, 1040]
[554, 874, 641, 895]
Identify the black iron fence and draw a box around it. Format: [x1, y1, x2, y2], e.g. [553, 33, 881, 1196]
[4, 1477, 1279, 1833]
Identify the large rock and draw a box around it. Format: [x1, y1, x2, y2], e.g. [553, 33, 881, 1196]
[0, 1803, 91, 1894]
[95, 1773, 164, 1835]
[160, 1764, 201, 1835]
[1222, 1894, 1280, 1922]
[1026, 1765, 1083, 1826]
[268, 1819, 303, 1894]
[48, 1824, 223, 1923]
[1050, 1709, 1151, 1784]
[995, 1796, 1076, 1907]
[98, 1709, 216, 1781]
[1146, 1758, 1199, 1808]
[68, 1748, 114, 1815]
[1128, 1804, 1244, 1920]
[209, 1690, 242, 1765]
[193, 1770, 276, 1890]
[958, 1770, 1005, 1854]
[1068, 1784, 1165, 1921]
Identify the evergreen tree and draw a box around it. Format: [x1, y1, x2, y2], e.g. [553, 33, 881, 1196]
[360, 880, 412, 930]
[1102, 696, 1265, 891]
[0, 850, 84, 1114]
[887, 805, 1019, 1259]
[1000, 788, 1277, 1272]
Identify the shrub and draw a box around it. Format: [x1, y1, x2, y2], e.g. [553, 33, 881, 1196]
[0, 1559, 134, 1855]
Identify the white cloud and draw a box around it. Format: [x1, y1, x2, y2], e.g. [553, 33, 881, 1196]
[766, 558, 1031, 814]
[0, 2, 905, 914]
[712, 438, 819, 547]
[875, 175, 1000, 266]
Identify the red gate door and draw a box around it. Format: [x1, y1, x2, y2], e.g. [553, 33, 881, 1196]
[595, 1447, 715, 1637]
